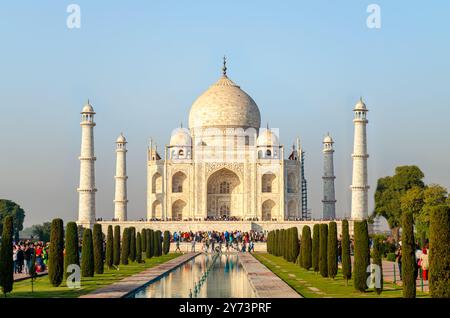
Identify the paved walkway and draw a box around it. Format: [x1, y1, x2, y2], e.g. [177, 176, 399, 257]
[239, 252, 301, 298]
[14, 271, 47, 282]
[381, 260, 429, 292]
[348, 257, 429, 292]
[80, 252, 201, 298]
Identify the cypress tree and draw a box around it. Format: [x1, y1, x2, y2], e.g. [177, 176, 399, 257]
[136, 232, 142, 263]
[81, 228, 95, 277]
[48, 218, 64, 287]
[0, 216, 14, 295]
[282, 229, 287, 260]
[319, 224, 328, 277]
[64, 222, 79, 279]
[353, 220, 370, 292]
[154, 230, 162, 256]
[312, 224, 320, 272]
[146, 229, 153, 259]
[105, 225, 114, 269]
[163, 230, 171, 255]
[121, 228, 130, 265]
[429, 205, 450, 297]
[402, 211, 416, 298]
[291, 227, 299, 263]
[129, 227, 136, 262]
[113, 225, 121, 266]
[275, 229, 281, 256]
[372, 235, 383, 295]
[341, 219, 352, 284]
[141, 229, 147, 253]
[328, 221, 338, 279]
[93, 224, 104, 274]
[300, 226, 312, 270]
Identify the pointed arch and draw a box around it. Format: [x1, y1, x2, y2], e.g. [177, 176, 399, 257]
[172, 171, 187, 193]
[152, 172, 162, 194]
[262, 199, 275, 221]
[152, 200, 162, 219]
[172, 199, 186, 220]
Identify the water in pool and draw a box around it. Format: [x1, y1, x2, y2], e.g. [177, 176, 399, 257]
[129, 253, 256, 298]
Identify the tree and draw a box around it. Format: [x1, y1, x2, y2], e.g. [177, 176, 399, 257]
[129, 227, 136, 262]
[372, 235, 384, 295]
[0, 200, 25, 241]
[154, 230, 162, 257]
[290, 227, 300, 263]
[327, 221, 338, 279]
[429, 205, 450, 297]
[136, 232, 142, 263]
[0, 216, 14, 295]
[312, 224, 320, 272]
[373, 166, 425, 242]
[48, 218, 64, 287]
[275, 229, 281, 256]
[121, 228, 130, 265]
[105, 225, 114, 269]
[29, 222, 52, 242]
[401, 210, 416, 298]
[353, 220, 370, 292]
[416, 184, 448, 240]
[319, 224, 328, 277]
[163, 230, 171, 255]
[141, 229, 147, 253]
[341, 220, 352, 284]
[149, 230, 154, 258]
[113, 225, 121, 266]
[81, 228, 94, 277]
[93, 224, 104, 274]
[300, 226, 312, 270]
[64, 222, 79, 279]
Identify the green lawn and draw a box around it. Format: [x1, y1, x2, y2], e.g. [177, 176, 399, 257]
[254, 253, 429, 298]
[8, 253, 180, 298]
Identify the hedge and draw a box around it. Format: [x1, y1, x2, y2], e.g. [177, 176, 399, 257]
[341, 219, 352, 282]
[429, 205, 450, 297]
[81, 228, 95, 277]
[312, 224, 320, 272]
[327, 221, 338, 279]
[48, 218, 64, 286]
[300, 226, 312, 270]
[353, 220, 369, 292]
[319, 224, 328, 277]
[64, 222, 80, 279]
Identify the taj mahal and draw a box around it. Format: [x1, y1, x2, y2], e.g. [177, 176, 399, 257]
[76, 58, 370, 235]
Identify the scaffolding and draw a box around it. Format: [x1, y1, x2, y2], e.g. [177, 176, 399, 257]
[301, 150, 310, 220]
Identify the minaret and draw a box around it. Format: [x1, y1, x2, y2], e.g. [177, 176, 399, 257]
[350, 98, 369, 220]
[114, 133, 128, 221]
[322, 133, 336, 220]
[77, 100, 97, 225]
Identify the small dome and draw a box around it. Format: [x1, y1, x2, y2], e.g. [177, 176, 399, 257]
[354, 97, 367, 111]
[116, 133, 127, 143]
[170, 128, 192, 146]
[323, 134, 333, 143]
[81, 101, 95, 113]
[257, 129, 279, 146]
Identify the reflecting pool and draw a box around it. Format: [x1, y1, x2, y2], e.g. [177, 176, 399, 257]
[128, 253, 256, 298]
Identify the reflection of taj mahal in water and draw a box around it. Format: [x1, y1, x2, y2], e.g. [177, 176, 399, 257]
[76, 58, 370, 233]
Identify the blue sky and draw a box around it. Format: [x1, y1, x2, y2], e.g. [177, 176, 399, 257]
[0, 1, 449, 227]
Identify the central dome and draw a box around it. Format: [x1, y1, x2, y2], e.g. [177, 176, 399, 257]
[188, 74, 261, 130]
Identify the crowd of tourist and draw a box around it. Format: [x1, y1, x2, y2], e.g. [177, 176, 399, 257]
[171, 230, 265, 253]
[12, 240, 48, 274]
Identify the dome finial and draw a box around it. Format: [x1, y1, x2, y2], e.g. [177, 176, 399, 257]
[222, 56, 227, 76]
